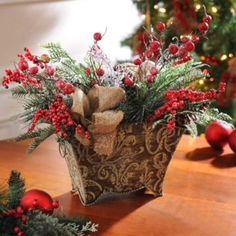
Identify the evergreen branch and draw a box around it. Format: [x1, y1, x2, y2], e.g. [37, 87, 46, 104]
[7, 170, 25, 209]
[24, 211, 98, 236]
[27, 126, 55, 154]
[43, 42, 75, 64]
[15, 127, 53, 142]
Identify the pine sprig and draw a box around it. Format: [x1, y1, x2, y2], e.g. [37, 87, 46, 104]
[24, 211, 98, 236]
[7, 171, 25, 209]
[27, 126, 55, 154]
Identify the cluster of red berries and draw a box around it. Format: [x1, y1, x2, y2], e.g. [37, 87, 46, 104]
[1, 206, 27, 236]
[198, 14, 212, 33]
[76, 124, 90, 139]
[2, 68, 40, 88]
[28, 109, 50, 131]
[167, 119, 176, 130]
[56, 79, 75, 94]
[29, 97, 75, 138]
[147, 84, 226, 128]
[49, 97, 75, 137]
[2, 48, 56, 88]
[164, 87, 222, 102]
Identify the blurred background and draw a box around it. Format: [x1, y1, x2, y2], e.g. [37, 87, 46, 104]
[0, 0, 235, 140]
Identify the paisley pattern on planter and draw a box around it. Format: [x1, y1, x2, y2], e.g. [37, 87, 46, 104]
[62, 123, 184, 206]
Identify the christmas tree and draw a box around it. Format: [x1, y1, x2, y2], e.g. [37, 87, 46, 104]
[122, 0, 236, 123]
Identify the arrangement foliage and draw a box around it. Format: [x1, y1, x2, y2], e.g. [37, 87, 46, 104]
[0, 170, 98, 236]
[121, 0, 236, 122]
[1, 12, 232, 153]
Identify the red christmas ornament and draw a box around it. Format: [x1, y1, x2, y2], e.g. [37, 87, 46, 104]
[123, 76, 133, 87]
[205, 121, 233, 150]
[229, 130, 236, 153]
[156, 22, 165, 32]
[20, 189, 58, 214]
[93, 32, 102, 41]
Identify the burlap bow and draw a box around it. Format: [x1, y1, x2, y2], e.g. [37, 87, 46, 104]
[71, 85, 125, 156]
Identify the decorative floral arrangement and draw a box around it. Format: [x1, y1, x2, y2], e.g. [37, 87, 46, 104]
[1, 12, 232, 155]
[0, 170, 98, 235]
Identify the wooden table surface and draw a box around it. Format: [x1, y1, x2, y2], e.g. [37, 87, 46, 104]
[1, 135, 236, 236]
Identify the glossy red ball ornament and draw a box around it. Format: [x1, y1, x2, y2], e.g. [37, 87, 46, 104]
[20, 189, 56, 214]
[229, 130, 236, 153]
[205, 121, 233, 150]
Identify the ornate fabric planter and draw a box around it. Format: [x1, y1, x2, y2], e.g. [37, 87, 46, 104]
[61, 123, 184, 206]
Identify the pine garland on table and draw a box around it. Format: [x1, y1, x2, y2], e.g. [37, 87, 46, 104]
[0, 170, 98, 236]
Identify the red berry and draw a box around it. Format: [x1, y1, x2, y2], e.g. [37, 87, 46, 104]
[183, 55, 192, 62]
[52, 200, 59, 209]
[150, 67, 158, 76]
[184, 41, 195, 52]
[133, 57, 142, 65]
[16, 206, 23, 216]
[168, 44, 179, 54]
[45, 66, 55, 76]
[123, 76, 133, 86]
[146, 75, 154, 83]
[96, 68, 104, 77]
[64, 84, 75, 94]
[85, 67, 91, 75]
[21, 215, 27, 222]
[181, 36, 190, 43]
[203, 15, 212, 24]
[14, 227, 21, 233]
[198, 22, 209, 31]
[178, 47, 187, 57]
[149, 41, 160, 52]
[29, 66, 39, 75]
[145, 50, 153, 59]
[18, 232, 24, 236]
[191, 35, 199, 43]
[156, 22, 165, 32]
[18, 60, 28, 71]
[93, 32, 102, 41]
